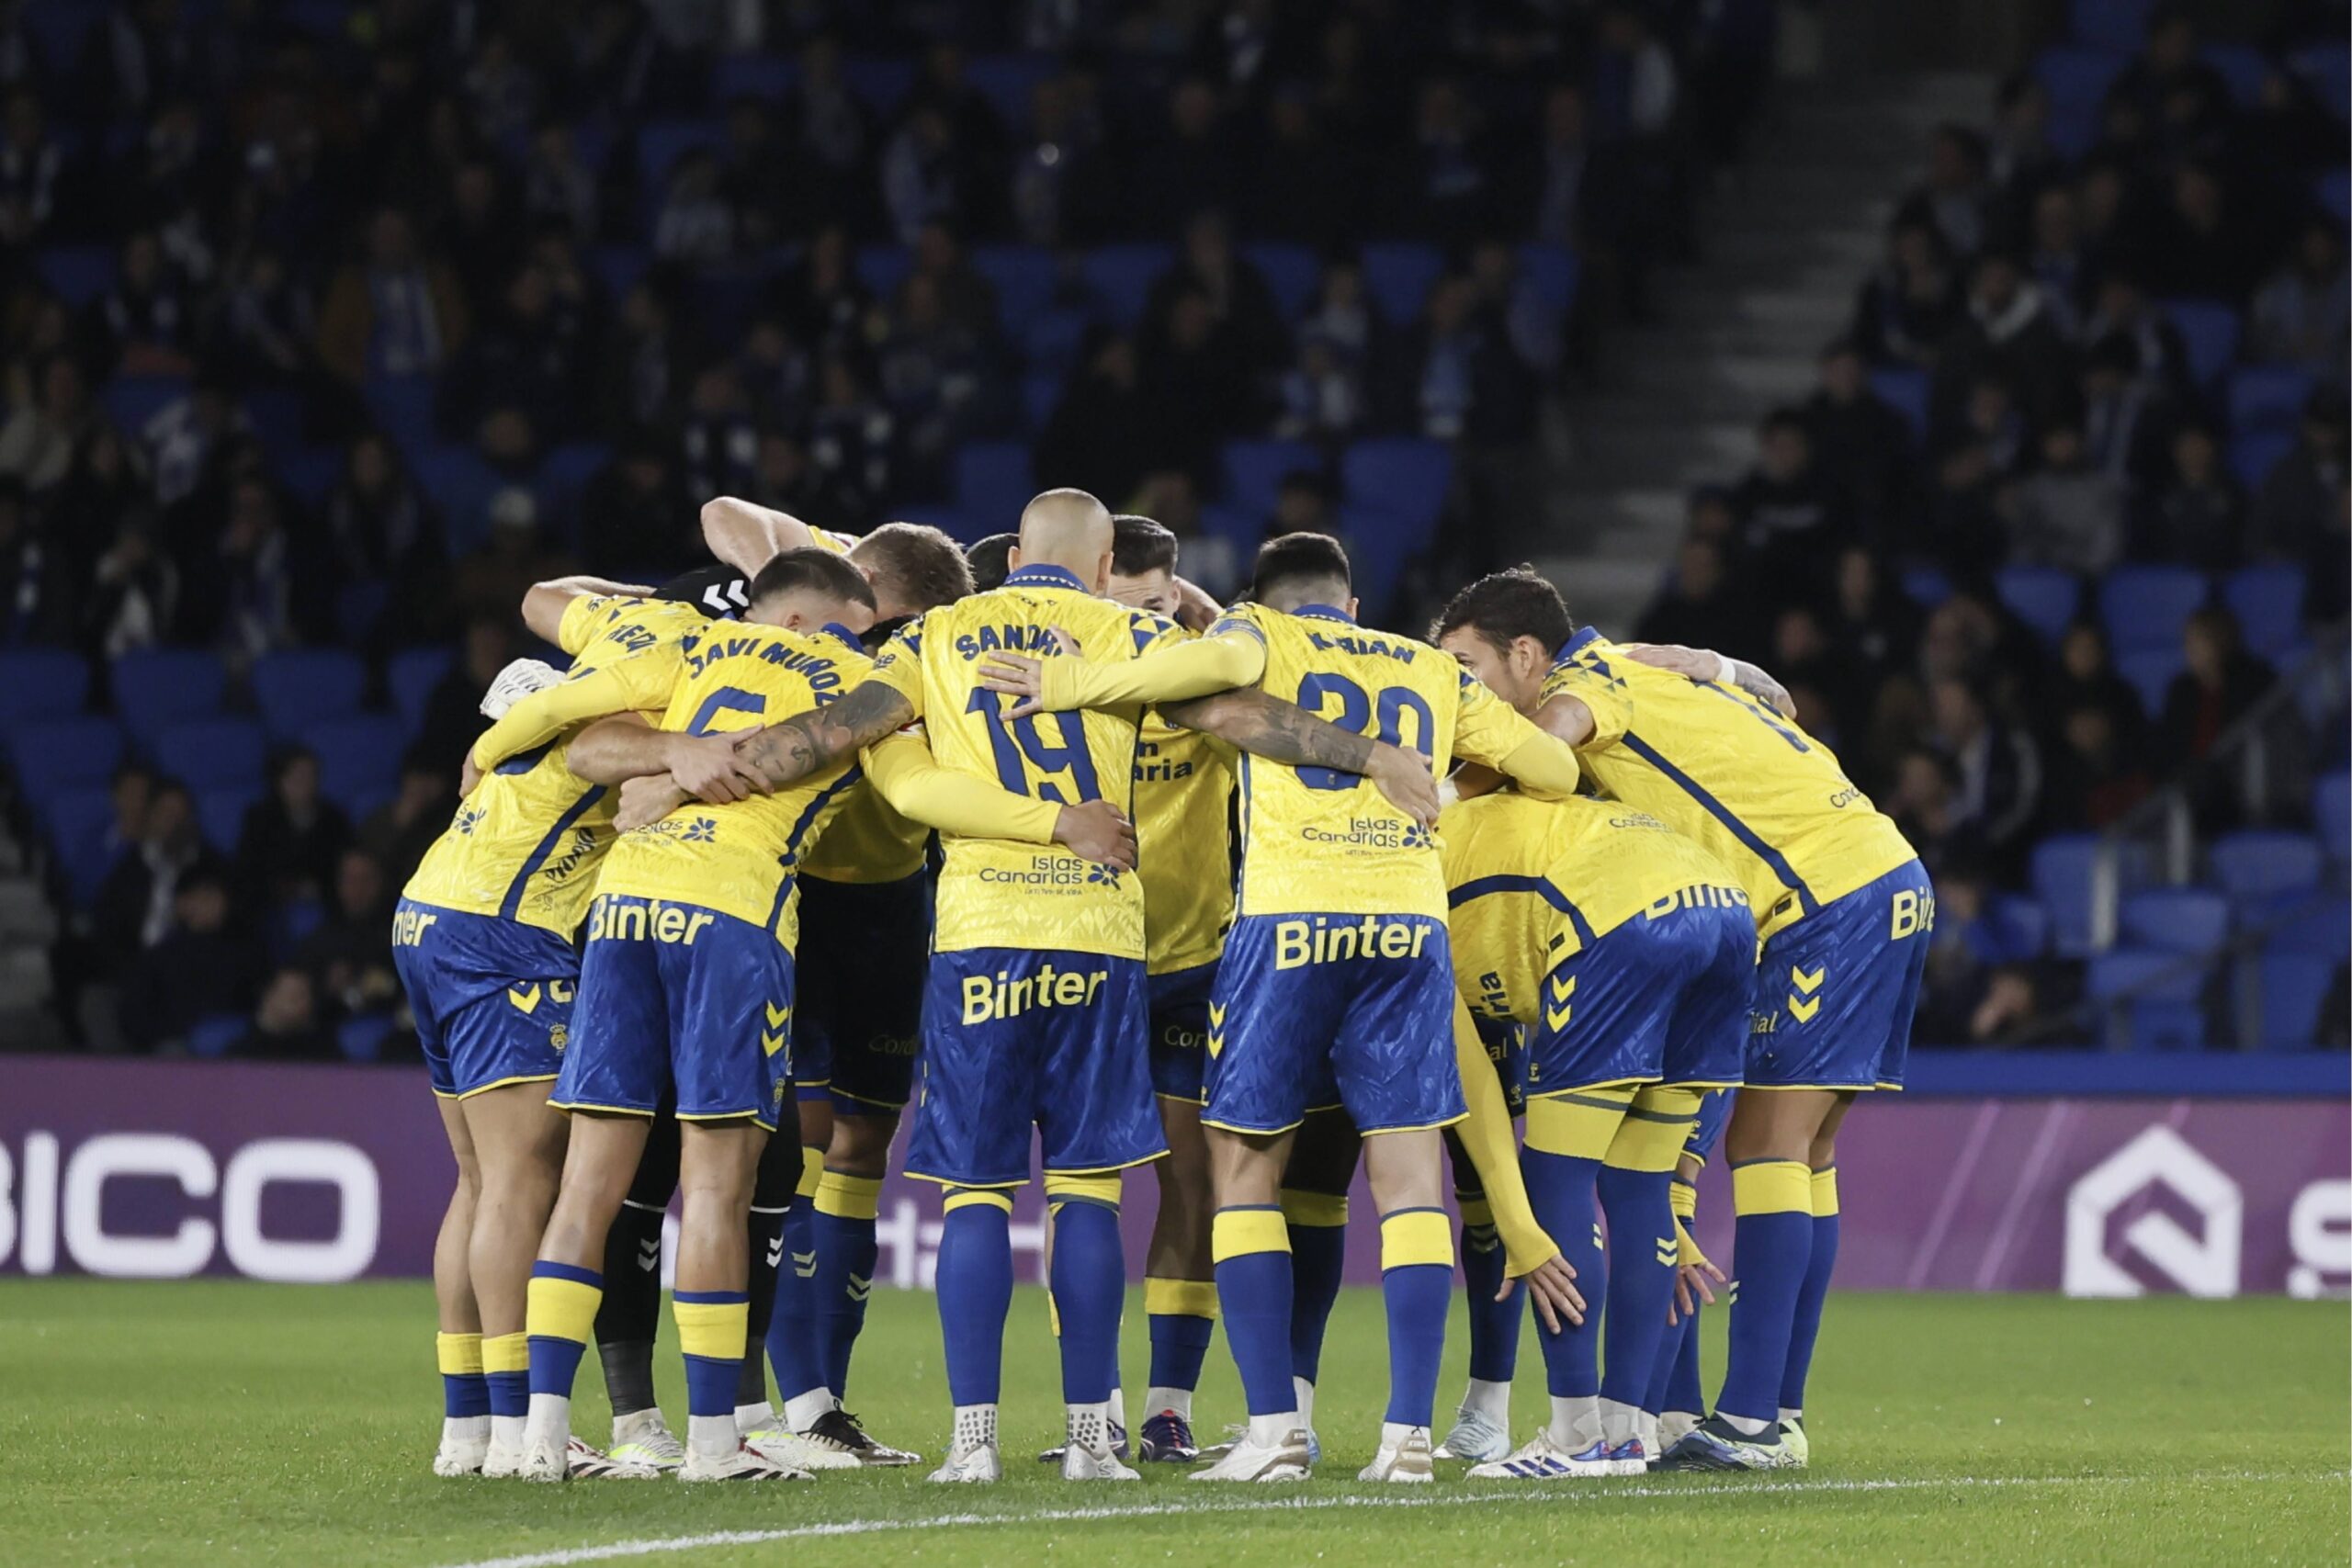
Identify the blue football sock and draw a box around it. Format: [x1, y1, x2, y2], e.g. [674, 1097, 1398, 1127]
[524, 1262, 603, 1399]
[934, 1193, 1014, 1407]
[1647, 1305, 1700, 1415]
[1046, 1190, 1125, 1404]
[1780, 1168, 1840, 1414]
[1717, 1159, 1814, 1426]
[673, 1290, 748, 1419]
[812, 1171, 883, 1399]
[1596, 1165, 1676, 1413]
[1282, 1190, 1347, 1390]
[437, 1332, 490, 1418]
[1145, 1279, 1217, 1393]
[1457, 1196, 1524, 1384]
[1521, 1147, 1604, 1398]
[766, 1173, 829, 1405]
[1213, 1207, 1295, 1416]
[1379, 1209, 1453, 1427]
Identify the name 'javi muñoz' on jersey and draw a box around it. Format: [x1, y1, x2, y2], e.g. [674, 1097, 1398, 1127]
[1209, 601, 1544, 921]
[592, 621, 870, 950]
[865, 563, 1182, 958]
[1538, 627, 1917, 939]
[400, 594, 701, 934]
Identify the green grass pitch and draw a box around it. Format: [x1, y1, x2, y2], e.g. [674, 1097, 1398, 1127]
[1, 1280, 2344, 1566]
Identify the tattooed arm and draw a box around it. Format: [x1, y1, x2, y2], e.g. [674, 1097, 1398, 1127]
[1162, 687, 1442, 827]
[731, 680, 917, 791]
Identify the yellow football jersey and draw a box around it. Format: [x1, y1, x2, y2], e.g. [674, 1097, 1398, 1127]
[1441, 789, 1750, 1027]
[593, 622, 870, 948]
[1539, 629, 1916, 939]
[405, 598, 706, 935]
[865, 563, 1182, 957]
[1133, 704, 1234, 975]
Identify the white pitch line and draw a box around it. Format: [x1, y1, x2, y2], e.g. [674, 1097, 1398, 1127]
[438, 1469, 2341, 1568]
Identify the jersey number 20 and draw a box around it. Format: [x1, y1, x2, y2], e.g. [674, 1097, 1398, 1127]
[1293, 673, 1434, 791]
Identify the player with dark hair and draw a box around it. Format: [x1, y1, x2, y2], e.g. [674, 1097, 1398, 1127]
[967, 532, 1017, 593]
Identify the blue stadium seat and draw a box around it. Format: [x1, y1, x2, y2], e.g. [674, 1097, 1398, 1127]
[2228, 365, 2316, 433]
[2031, 833, 2154, 957]
[153, 717, 266, 792]
[338, 1013, 398, 1064]
[1242, 243, 1320, 321]
[1519, 243, 1579, 313]
[8, 716, 124, 814]
[198, 787, 257, 855]
[972, 245, 1058, 333]
[2210, 829, 2324, 898]
[2251, 892, 2351, 958]
[1340, 439, 1453, 531]
[1199, 505, 1261, 559]
[2098, 565, 2207, 656]
[855, 244, 911, 301]
[2119, 887, 2232, 954]
[2126, 998, 2210, 1050]
[713, 52, 800, 102]
[841, 55, 915, 116]
[187, 1012, 250, 1059]
[1869, 367, 1930, 443]
[1994, 566, 2081, 646]
[2316, 772, 2349, 863]
[390, 647, 453, 737]
[44, 787, 120, 908]
[2199, 43, 2270, 107]
[2161, 299, 2241, 389]
[302, 716, 406, 815]
[1900, 564, 1952, 607]
[2245, 954, 2337, 1048]
[966, 52, 1057, 132]
[1339, 506, 1426, 615]
[111, 649, 226, 747]
[252, 649, 368, 739]
[2317, 168, 2351, 225]
[34, 246, 117, 307]
[2229, 426, 2297, 488]
[1021, 370, 1060, 433]
[2034, 46, 2131, 158]
[2292, 42, 2351, 123]
[0, 648, 89, 729]
[2086, 948, 2208, 1049]
[635, 118, 725, 188]
[270, 897, 324, 960]
[361, 377, 437, 460]
[1081, 245, 1172, 328]
[2068, 0, 2154, 51]
[539, 443, 611, 515]
[1969, 894, 2052, 964]
[2222, 564, 2306, 663]
[1022, 309, 1091, 375]
[953, 442, 1036, 528]
[1221, 440, 1321, 518]
[2116, 647, 2183, 717]
[101, 376, 189, 439]
[1362, 242, 1443, 323]
[413, 446, 500, 552]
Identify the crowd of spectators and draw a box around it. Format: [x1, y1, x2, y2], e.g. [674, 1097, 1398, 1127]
[0, 0, 1776, 1056]
[1627, 3, 2349, 1047]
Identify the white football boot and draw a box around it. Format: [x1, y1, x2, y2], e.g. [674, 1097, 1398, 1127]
[433, 1418, 489, 1477]
[605, 1408, 685, 1473]
[1059, 1407, 1140, 1481]
[677, 1443, 809, 1482]
[1358, 1425, 1436, 1483]
[1190, 1425, 1311, 1483]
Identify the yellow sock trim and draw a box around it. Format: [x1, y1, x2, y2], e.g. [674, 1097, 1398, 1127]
[1669, 1179, 1698, 1223]
[1524, 1087, 1635, 1158]
[1456, 1195, 1495, 1228]
[1380, 1209, 1453, 1270]
[673, 1297, 749, 1362]
[1730, 1159, 1814, 1216]
[1279, 1189, 1348, 1228]
[815, 1170, 883, 1221]
[1044, 1172, 1122, 1206]
[522, 1274, 601, 1348]
[481, 1331, 528, 1374]
[796, 1145, 824, 1201]
[1143, 1277, 1219, 1319]
[943, 1188, 1014, 1215]
[436, 1331, 483, 1376]
[1811, 1166, 1839, 1218]
[1211, 1207, 1292, 1263]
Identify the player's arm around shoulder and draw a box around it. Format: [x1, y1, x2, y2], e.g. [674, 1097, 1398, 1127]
[526, 576, 656, 650]
[1452, 671, 1583, 801]
[978, 607, 1267, 716]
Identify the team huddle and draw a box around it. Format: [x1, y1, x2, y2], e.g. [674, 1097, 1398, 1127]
[392, 484, 1931, 1487]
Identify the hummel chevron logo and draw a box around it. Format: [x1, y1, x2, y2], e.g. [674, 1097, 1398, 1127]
[765, 1237, 785, 1269]
[761, 1030, 786, 1057]
[846, 1273, 873, 1303]
[1207, 1002, 1227, 1027]
[1654, 1236, 1679, 1267]
[764, 1001, 790, 1028]
[1791, 964, 1825, 994]
[792, 1249, 818, 1280]
[1788, 993, 1822, 1024]
[1206, 1001, 1226, 1058]
[507, 983, 543, 1014]
[636, 1239, 660, 1272]
[1549, 973, 1576, 1003]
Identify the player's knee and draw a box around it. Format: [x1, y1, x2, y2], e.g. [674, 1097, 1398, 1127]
[825, 1114, 895, 1178]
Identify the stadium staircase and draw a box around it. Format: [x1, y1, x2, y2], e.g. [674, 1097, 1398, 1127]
[1534, 69, 1995, 631]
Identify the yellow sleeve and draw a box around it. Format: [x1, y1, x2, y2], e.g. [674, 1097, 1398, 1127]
[864, 620, 929, 720]
[862, 728, 1060, 843]
[556, 595, 604, 656]
[1449, 995, 1558, 1278]
[1541, 660, 1633, 749]
[1040, 629, 1266, 710]
[469, 658, 668, 772]
[1451, 676, 1582, 801]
